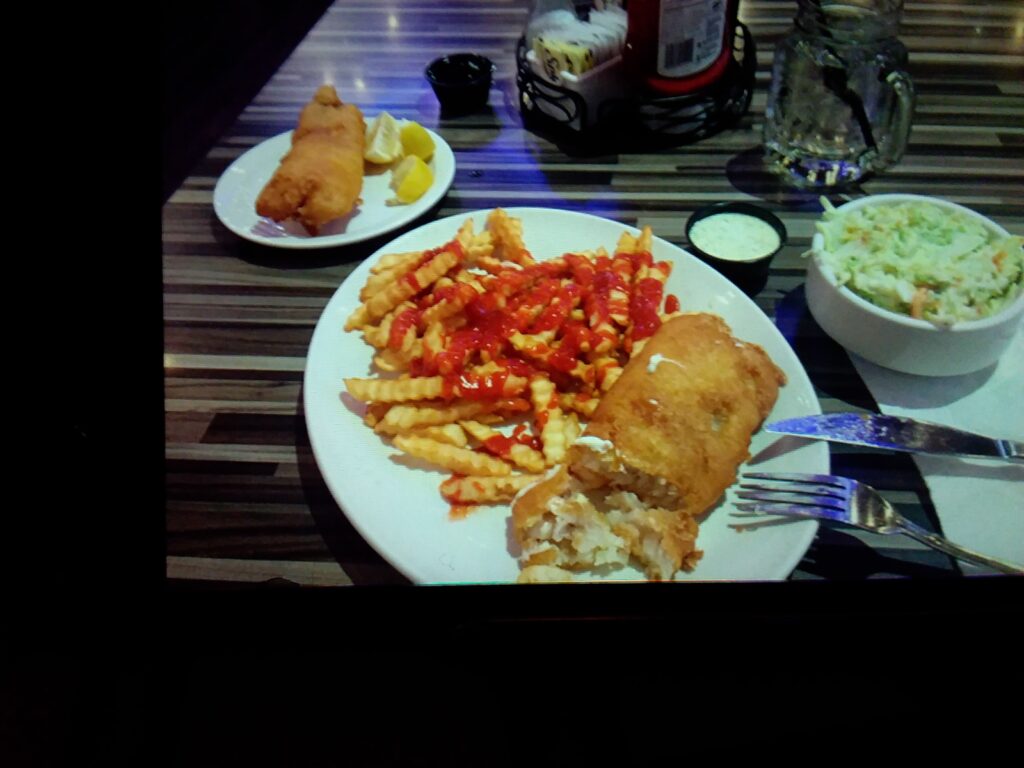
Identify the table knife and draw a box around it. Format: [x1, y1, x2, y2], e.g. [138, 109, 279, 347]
[765, 413, 1024, 461]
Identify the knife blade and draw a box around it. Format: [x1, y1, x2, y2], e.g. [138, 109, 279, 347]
[765, 412, 1024, 461]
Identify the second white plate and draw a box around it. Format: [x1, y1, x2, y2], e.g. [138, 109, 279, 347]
[213, 126, 456, 249]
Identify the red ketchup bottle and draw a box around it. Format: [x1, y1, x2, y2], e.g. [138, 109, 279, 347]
[623, 0, 738, 95]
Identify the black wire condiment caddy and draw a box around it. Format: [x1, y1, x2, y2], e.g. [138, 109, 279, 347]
[515, 21, 756, 153]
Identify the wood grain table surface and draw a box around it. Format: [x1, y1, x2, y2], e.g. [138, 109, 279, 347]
[162, 0, 1023, 588]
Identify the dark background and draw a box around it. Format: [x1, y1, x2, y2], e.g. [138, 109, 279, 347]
[159, 0, 334, 202]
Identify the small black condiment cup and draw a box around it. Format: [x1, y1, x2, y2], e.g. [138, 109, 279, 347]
[684, 202, 788, 296]
[425, 53, 495, 115]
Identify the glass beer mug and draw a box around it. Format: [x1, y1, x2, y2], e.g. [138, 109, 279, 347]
[763, 0, 915, 187]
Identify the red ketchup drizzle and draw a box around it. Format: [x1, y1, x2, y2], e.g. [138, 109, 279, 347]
[547, 322, 591, 373]
[626, 250, 654, 271]
[387, 308, 421, 350]
[442, 358, 536, 403]
[419, 283, 458, 310]
[482, 433, 515, 458]
[449, 503, 478, 520]
[434, 329, 481, 375]
[403, 239, 465, 295]
[529, 283, 581, 334]
[512, 423, 542, 451]
[564, 254, 595, 289]
[444, 366, 521, 400]
[630, 277, 665, 340]
[401, 272, 421, 293]
[589, 269, 622, 327]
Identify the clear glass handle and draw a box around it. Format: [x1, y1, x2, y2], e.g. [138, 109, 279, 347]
[882, 69, 915, 165]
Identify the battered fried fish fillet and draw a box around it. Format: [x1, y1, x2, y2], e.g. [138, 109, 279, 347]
[255, 85, 365, 233]
[512, 312, 786, 582]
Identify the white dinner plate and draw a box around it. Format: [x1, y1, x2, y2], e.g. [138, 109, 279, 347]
[304, 208, 828, 583]
[213, 127, 456, 248]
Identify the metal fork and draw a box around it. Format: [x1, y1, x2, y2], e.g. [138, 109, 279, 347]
[737, 472, 1024, 575]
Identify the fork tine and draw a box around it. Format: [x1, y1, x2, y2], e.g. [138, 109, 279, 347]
[735, 490, 848, 511]
[741, 472, 851, 489]
[739, 481, 846, 499]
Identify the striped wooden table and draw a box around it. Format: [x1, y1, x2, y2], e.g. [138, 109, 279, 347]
[163, 0, 1023, 587]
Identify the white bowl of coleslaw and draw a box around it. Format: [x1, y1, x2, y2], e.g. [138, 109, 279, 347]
[806, 194, 1024, 376]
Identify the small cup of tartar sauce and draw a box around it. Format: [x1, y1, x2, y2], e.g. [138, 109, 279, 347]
[685, 202, 787, 294]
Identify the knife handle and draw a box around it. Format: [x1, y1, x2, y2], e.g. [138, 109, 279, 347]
[998, 440, 1024, 461]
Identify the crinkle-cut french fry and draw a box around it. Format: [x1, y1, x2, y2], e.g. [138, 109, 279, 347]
[372, 249, 423, 274]
[508, 330, 556, 360]
[637, 225, 653, 254]
[345, 376, 445, 403]
[648, 259, 671, 284]
[375, 400, 493, 434]
[405, 423, 468, 448]
[362, 304, 400, 349]
[457, 419, 496, 440]
[344, 303, 371, 332]
[454, 269, 486, 292]
[386, 317, 418, 356]
[588, 322, 619, 356]
[629, 338, 649, 359]
[487, 208, 534, 266]
[616, 230, 638, 255]
[454, 360, 530, 397]
[528, 375, 557, 413]
[567, 360, 595, 384]
[485, 374, 531, 398]
[472, 413, 507, 425]
[346, 249, 461, 330]
[421, 282, 478, 326]
[373, 349, 406, 373]
[474, 255, 521, 275]
[529, 376, 569, 466]
[466, 231, 494, 263]
[373, 339, 422, 372]
[454, 218, 475, 251]
[593, 357, 623, 392]
[624, 255, 671, 352]
[361, 260, 416, 301]
[362, 402, 392, 428]
[565, 411, 581, 446]
[420, 321, 445, 370]
[432, 276, 455, 291]
[608, 252, 636, 326]
[459, 420, 546, 473]
[507, 442, 546, 474]
[393, 435, 512, 476]
[559, 393, 599, 418]
[368, 249, 461, 317]
[440, 473, 541, 504]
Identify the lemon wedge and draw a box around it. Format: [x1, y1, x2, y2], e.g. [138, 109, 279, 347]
[364, 112, 403, 164]
[400, 121, 435, 161]
[389, 155, 434, 204]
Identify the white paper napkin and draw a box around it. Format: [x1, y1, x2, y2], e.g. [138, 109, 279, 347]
[849, 331, 1024, 571]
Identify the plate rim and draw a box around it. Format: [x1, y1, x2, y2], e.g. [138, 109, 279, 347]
[212, 127, 456, 249]
[303, 206, 827, 583]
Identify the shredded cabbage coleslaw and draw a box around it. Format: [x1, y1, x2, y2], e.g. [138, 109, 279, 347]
[812, 197, 1023, 325]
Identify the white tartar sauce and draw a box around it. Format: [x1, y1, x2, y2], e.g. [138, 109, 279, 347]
[689, 212, 780, 262]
